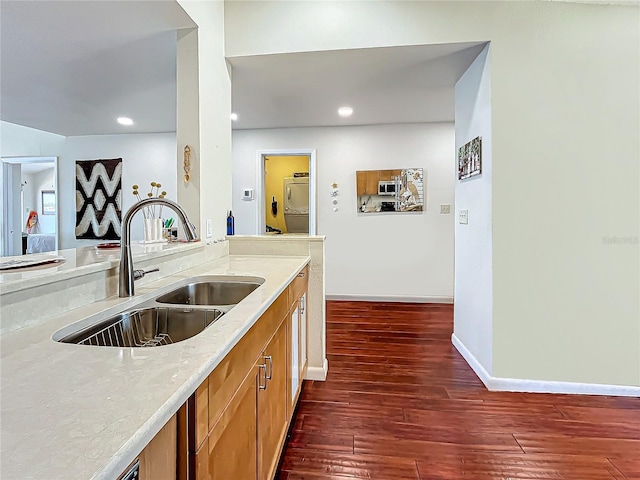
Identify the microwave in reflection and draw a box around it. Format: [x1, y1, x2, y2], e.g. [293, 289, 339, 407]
[378, 181, 397, 196]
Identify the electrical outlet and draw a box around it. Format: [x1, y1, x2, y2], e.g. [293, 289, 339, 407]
[440, 204, 451, 214]
[459, 210, 469, 224]
[206, 219, 213, 238]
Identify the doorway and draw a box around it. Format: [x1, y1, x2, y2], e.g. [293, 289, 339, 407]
[1, 156, 58, 256]
[256, 149, 317, 235]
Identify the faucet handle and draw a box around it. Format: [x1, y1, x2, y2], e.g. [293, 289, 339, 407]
[133, 267, 159, 281]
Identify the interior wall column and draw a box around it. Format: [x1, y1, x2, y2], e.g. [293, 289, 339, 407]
[176, 27, 200, 236]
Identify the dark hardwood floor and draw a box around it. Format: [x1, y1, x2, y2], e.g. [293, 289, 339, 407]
[276, 301, 640, 480]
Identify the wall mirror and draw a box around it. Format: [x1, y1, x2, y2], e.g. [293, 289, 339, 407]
[356, 168, 424, 213]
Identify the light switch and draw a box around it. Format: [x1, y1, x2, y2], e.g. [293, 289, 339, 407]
[206, 219, 213, 238]
[440, 204, 451, 214]
[459, 210, 468, 224]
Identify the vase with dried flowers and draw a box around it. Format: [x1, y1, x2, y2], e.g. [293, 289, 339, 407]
[132, 182, 168, 242]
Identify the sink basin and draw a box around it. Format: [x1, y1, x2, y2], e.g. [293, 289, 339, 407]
[55, 275, 264, 348]
[154, 276, 264, 307]
[58, 307, 223, 347]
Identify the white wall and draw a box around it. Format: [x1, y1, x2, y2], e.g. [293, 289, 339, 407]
[33, 167, 56, 234]
[1, 122, 65, 254]
[233, 123, 455, 300]
[18, 166, 56, 236]
[21, 171, 37, 230]
[1, 123, 177, 250]
[60, 133, 177, 248]
[226, 1, 640, 388]
[4, 163, 22, 255]
[176, 27, 201, 238]
[454, 44, 493, 375]
[177, 1, 233, 241]
[1, 121, 66, 158]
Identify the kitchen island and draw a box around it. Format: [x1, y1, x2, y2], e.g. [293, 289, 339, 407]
[0, 239, 323, 479]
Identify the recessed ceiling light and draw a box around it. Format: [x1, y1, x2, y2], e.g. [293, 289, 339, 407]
[230, 113, 238, 121]
[338, 106, 353, 117]
[117, 116, 134, 126]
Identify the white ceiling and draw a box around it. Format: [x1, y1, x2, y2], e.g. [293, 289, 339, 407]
[0, 0, 195, 136]
[228, 42, 486, 130]
[1, 0, 484, 136]
[4, 1, 629, 137]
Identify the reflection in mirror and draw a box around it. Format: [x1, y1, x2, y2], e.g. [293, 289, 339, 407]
[1, 2, 193, 255]
[356, 168, 424, 213]
[1, 157, 58, 257]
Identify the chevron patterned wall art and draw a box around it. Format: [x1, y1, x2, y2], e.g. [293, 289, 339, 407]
[75, 158, 123, 240]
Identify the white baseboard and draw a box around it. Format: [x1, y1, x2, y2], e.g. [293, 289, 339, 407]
[305, 358, 328, 381]
[451, 333, 493, 386]
[451, 333, 640, 398]
[326, 294, 453, 304]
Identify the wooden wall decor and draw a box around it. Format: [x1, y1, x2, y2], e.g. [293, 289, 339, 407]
[183, 145, 191, 183]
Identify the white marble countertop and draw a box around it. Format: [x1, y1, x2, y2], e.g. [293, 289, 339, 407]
[0, 253, 310, 480]
[0, 241, 205, 295]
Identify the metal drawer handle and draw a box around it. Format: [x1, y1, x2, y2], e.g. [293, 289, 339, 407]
[297, 272, 306, 277]
[264, 355, 273, 380]
[258, 364, 267, 390]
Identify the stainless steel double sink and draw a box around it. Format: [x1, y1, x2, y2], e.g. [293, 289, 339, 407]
[55, 275, 264, 348]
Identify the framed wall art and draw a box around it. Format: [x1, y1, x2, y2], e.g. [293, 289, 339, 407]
[75, 158, 123, 240]
[458, 136, 482, 180]
[356, 168, 424, 213]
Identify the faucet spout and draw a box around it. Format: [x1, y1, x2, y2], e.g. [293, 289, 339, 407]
[119, 197, 198, 297]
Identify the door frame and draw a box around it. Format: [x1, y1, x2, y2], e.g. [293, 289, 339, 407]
[1, 156, 59, 256]
[255, 149, 317, 235]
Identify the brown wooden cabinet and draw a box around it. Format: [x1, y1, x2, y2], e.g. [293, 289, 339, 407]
[180, 265, 309, 480]
[196, 367, 258, 480]
[356, 171, 367, 196]
[378, 170, 391, 181]
[378, 169, 402, 181]
[356, 170, 380, 196]
[258, 319, 288, 480]
[287, 267, 309, 413]
[117, 265, 310, 480]
[118, 415, 177, 480]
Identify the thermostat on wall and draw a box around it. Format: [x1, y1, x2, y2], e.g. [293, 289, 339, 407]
[241, 188, 254, 201]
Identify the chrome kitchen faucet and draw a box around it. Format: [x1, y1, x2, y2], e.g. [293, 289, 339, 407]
[119, 198, 198, 297]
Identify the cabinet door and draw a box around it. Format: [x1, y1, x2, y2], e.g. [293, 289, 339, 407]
[287, 292, 308, 420]
[299, 293, 307, 378]
[378, 170, 391, 181]
[290, 303, 300, 409]
[366, 171, 379, 195]
[198, 366, 258, 480]
[257, 319, 288, 480]
[119, 415, 177, 480]
[356, 171, 367, 196]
